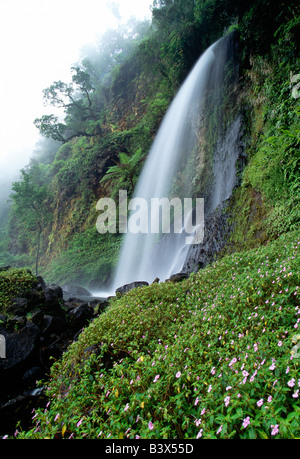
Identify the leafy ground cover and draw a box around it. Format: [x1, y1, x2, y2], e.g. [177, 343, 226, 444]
[15, 230, 300, 439]
[0, 268, 37, 316]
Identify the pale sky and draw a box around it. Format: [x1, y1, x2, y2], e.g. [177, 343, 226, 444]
[0, 0, 152, 178]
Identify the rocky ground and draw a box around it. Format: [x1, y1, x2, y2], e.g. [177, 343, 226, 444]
[0, 275, 108, 436]
[0, 269, 191, 436]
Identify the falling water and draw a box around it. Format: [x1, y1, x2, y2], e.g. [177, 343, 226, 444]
[110, 33, 240, 291]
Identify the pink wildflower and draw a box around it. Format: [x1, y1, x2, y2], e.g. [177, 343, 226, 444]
[257, 398, 264, 407]
[217, 425, 223, 434]
[242, 416, 250, 428]
[196, 429, 203, 439]
[288, 378, 296, 387]
[271, 424, 279, 436]
[224, 396, 230, 407]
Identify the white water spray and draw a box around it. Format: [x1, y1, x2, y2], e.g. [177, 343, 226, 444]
[107, 34, 240, 292]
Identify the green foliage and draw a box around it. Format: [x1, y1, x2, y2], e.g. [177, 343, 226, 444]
[0, 249, 32, 270]
[10, 165, 53, 275]
[16, 231, 300, 439]
[41, 228, 122, 288]
[244, 123, 300, 201]
[0, 268, 37, 315]
[100, 148, 146, 196]
[34, 114, 67, 143]
[227, 14, 300, 251]
[238, 0, 299, 57]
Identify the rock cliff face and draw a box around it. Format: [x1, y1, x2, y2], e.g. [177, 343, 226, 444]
[181, 115, 246, 276]
[181, 200, 232, 274]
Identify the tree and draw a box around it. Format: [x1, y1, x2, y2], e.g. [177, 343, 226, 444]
[34, 114, 67, 143]
[34, 67, 100, 143]
[10, 166, 52, 275]
[42, 67, 96, 121]
[70, 66, 97, 120]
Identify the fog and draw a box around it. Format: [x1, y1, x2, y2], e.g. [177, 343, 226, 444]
[0, 0, 152, 219]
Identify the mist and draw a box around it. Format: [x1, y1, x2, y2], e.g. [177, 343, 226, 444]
[0, 0, 152, 227]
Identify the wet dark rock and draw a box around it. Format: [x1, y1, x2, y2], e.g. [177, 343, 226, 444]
[41, 340, 68, 368]
[46, 284, 63, 300]
[167, 273, 189, 283]
[7, 298, 29, 316]
[0, 322, 41, 401]
[41, 314, 65, 340]
[0, 322, 40, 373]
[0, 315, 7, 330]
[64, 298, 87, 313]
[21, 366, 43, 384]
[115, 281, 149, 296]
[0, 390, 47, 435]
[67, 303, 94, 331]
[182, 201, 232, 274]
[31, 310, 44, 328]
[6, 315, 27, 331]
[43, 285, 63, 311]
[62, 284, 91, 298]
[0, 274, 108, 435]
[36, 276, 46, 290]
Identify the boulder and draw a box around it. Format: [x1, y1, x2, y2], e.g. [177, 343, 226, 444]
[62, 284, 91, 297]
[0, 315, 7, 330]
[6, 316, 27, 331]
[0, 275, 105, 435]
[42, 285, 65, 316]
[0, 322, 41, 396]
[23, 288, 46, 309]
[46, 284, 63, 299]
[115, 281, 149, 296]
[41, 314, 65, 339]
[21, 366, 43, 385]
[182, 201, 232, 274]
[36, 276, 46, 290]
[64, 298, 87, 312]
[89, 298, 109, 314]
[7, 298, 29, 316]
[0, 389, 47, 435]
[167, 273, 189, 283]
[30, 310, 44, 328]
[67, 303, 94, 332]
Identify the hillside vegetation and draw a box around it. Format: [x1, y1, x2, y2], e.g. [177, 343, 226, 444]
[16, 230, 300, 439]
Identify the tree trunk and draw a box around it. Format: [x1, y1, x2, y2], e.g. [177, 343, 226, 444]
[35, 229, 42, 277]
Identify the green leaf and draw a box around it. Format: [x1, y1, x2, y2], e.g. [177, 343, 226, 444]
[258, 429, 269, 439]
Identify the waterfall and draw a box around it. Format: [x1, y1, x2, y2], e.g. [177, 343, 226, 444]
[109, 33, 240, 291]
